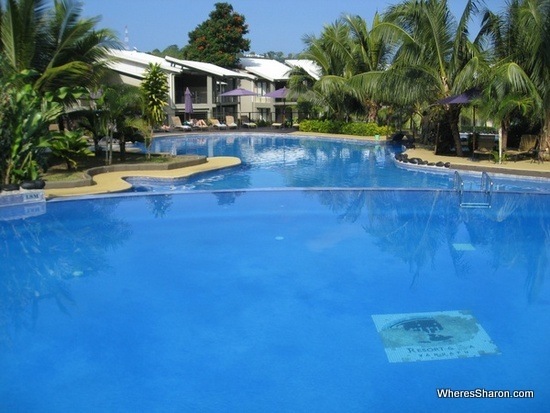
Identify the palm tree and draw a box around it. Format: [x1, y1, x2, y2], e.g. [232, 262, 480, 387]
[79, 84, 148, 164]
[298, 20, 356, 120]
[0, 0, 121, 181]
[479, 0, 550, 152]
[0, 0, 119, 94]
[297, 14, 392, 121]
[344, 13, 393, 121]
[355, 0, 486, 155]
[141, 63, 169, 130]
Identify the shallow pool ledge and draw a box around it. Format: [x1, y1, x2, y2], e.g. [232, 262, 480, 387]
[44, 156, 241, 199]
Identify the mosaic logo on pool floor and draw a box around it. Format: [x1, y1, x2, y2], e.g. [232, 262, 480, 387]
[371, 310, 500, 363]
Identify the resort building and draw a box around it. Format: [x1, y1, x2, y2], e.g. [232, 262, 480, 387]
[237, 57, 292, 124]
[284, 59, 322, 81]
[105, 49, 320, 126]
[106, 49, 252, 124]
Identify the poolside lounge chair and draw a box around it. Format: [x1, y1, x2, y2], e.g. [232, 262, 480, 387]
[210, 118, 227, 130]
[473, 135, 495, 159]
[191, 119, 209, 131]
[272, 122, 282, 129]
[171, 116, 192, 132]
[225, 115, 238, 129]
[504, 134, 538, 162]
[241, 115, 257, 128]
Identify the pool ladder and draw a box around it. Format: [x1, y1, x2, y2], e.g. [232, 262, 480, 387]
[454, 171, 494, 208]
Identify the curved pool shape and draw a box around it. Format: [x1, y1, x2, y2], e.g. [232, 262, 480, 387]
[1, 189, 549, 412]
[127, 135, 550, 193]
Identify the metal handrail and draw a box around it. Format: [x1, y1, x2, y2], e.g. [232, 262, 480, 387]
[455, 171, 493, 208]
[481, 171, 494, 194]
[454, 171, 464, 193]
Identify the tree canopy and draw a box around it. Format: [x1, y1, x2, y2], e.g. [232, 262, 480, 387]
[181, 2, 250, 68]
[0, 0, 119, 93]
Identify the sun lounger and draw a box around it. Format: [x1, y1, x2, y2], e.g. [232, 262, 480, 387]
[504, 134, 538, 161]
[225, 115, 238, 129]
[191, 119, 209, 131]
[473, 135, 495, 159]
[241, 115, 257, 128]
[171, 116, 192, 132]
[209, 118, 227, 130]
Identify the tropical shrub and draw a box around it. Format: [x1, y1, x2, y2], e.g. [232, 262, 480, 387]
[141, 63, 168, 129]
[0, 71, 85, 184]
[298, 119, 343, 134]
[48, 129, 92, 171]
[141, 63, 168, 157]
[341, 122, 391, 136]
[0, 73, 61, 184]
[298, 119, 391, 136]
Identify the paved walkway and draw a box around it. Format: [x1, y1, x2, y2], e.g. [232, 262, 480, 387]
[45, 156, 241, 199]
[402, 147, 550, 178]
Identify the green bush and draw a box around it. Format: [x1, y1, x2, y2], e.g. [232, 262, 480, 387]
[0, 71, 87, 184]
[49, 129, 93, 171]
[298, 120, 391, 137]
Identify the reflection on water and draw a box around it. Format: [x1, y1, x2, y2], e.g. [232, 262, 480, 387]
[2, 190, 547, 345]
[135, 135, 550, 193]
[0, 198, 132, 348]
[311, 190, 549, 302]
[0, 190, 548, 411]
[131, 136, 447, 191]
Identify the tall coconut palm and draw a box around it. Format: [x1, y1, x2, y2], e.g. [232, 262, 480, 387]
[344, 13, 393, 121]
[298, 14, 391, 121]
[299, 20, 357, 120]
[0, 0, 119, 94]
[354, 0, 486, 155]
[480, 0, 550, 152]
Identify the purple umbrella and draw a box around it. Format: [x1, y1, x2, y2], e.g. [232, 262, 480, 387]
[436, 88, 480, 105]
[220, 88, 257, 122]
[220, 87, 256, 97]
[184, 87, 193, 122]
[266, 87, 290, 125]
[437, 88, 485, 158]
[265, 87, 288, 99]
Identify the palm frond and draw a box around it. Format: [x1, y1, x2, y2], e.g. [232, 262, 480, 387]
[1, 0, 48, 71]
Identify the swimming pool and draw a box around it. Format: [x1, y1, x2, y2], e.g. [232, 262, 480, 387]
[1, 135, 549, 412]
[129, 135, 550, 193]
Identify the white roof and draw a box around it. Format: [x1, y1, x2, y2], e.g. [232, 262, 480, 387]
[107, 49, 182, 78]
[165, 56, 254, 79]
[285, 59, 322, 80]
[239, 57, 292, 82]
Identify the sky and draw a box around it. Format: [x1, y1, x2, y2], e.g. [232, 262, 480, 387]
[82, 0, 506, 55]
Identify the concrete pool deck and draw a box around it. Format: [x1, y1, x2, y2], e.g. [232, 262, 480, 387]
[43, 131, 550, 198]
[402, 147, 550, 178]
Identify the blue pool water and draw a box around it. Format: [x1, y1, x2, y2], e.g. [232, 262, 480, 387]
[128, 135, 550, 193]
[1, 134, 550, 412]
